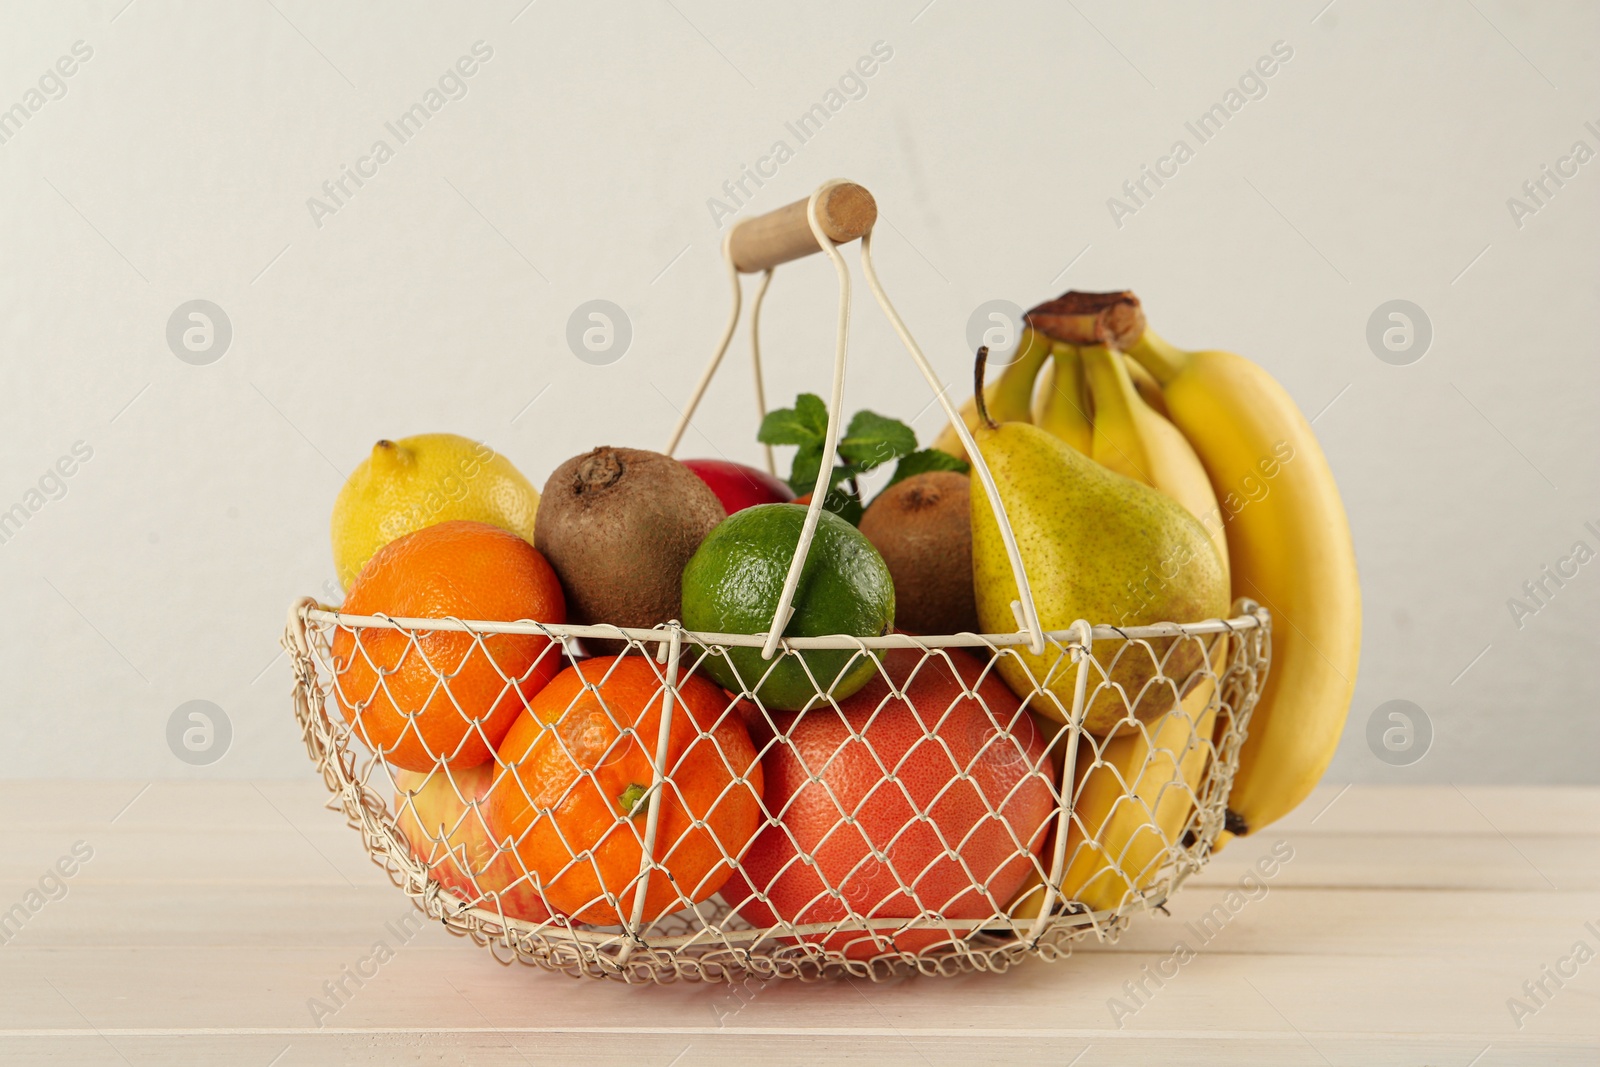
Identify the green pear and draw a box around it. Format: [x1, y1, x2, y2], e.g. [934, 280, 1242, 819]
[967, 350, 1229, 736]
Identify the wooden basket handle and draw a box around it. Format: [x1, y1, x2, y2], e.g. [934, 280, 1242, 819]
[727, 181, 877, 273]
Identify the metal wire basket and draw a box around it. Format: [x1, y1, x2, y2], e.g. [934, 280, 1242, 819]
[284, 180, 1270, 983]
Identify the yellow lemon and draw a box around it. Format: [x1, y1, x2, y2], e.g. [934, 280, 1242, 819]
[331, 433, 540, 589]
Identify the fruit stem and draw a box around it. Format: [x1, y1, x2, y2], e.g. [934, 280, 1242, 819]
[369, 439, 411, 470]
[1026, 291, 1146, 350]
[1125, 328, 1190, 385]
[973, 346, 996, 429]
[618, 783, 649, 818]
[974, 328, 1053, 428]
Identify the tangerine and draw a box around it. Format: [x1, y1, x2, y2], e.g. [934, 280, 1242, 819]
[333, 520, 565, 772]
[488, 655, 763, 925]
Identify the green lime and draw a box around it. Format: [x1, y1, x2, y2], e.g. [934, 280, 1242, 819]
[681, 504, 895, 711]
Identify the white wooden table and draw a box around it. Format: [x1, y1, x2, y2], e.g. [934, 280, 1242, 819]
[1, 781, 1596, 1065]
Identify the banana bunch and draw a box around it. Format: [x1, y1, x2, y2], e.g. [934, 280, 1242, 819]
[934, 288, 1359, 915]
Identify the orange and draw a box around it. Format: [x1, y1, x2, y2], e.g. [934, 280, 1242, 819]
[333, 520, 565, 772]
[488, 656, 763, 925]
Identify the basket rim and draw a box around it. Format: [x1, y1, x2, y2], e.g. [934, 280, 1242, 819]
[299, 604, 1267, 650]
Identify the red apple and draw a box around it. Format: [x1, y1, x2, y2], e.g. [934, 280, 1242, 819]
[393, 764, 552, 923]
[680, 459, 793, 514]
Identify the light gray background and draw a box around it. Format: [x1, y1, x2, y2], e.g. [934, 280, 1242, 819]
[1, 0, 1595, 785]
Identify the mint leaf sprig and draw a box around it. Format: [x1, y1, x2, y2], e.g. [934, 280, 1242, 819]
[758, 393, 968, 526]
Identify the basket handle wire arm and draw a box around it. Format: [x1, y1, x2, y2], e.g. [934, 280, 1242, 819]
[754, 183, 861, 660]
[664, 228, 746, 460]
[856, 229, 1045, 655]
[662, 245, 778, 477]
[748, 267, 777, 477]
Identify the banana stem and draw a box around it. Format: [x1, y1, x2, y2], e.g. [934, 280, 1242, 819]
[1126, 328, 1190, 385]
[1026, 291, 1146, 350]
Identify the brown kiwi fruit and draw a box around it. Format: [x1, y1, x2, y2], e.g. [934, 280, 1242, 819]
[535, 447, 725, 652]
[857, 470, 977, 635]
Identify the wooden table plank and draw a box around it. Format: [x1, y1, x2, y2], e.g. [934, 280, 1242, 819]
[2, 1032, 1594, 1067]
[4, 942, 1598, 1037]
[1194, 831, 1597, 891]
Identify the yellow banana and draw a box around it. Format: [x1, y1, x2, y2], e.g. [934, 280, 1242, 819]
[1011, 638, 1224, 918]
[1124, 353, 1168, 418]
[931, 326, 1050, 461]
[1030, 360, 1052, 424]
[1032, 342, 1093, 455]
[1080, 344, 1229, 586]
[1126, 326, 1360, 836]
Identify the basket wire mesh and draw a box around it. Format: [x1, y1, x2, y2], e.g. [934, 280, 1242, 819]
[286, 604, 1267, 982]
